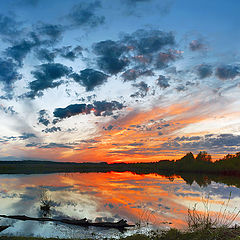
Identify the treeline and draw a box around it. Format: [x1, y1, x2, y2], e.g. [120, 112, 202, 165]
[0, 151, 240, 176]
[109, 151, 240, 175]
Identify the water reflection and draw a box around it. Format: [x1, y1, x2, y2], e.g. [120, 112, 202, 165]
[0, 172, 240, 238]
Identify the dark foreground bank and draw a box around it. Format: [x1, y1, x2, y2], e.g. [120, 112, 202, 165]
[1, 227, 240, 240]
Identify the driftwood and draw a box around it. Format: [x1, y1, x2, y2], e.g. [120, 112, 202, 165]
[0, 215, 134, 229]
[0, 225, 10, 232]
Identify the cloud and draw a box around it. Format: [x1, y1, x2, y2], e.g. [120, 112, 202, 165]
[155, 50, 180, 69]
[70, 68, 109, 91]
[215, 65, 240, 80]
[92, 29, 177, 76]
[42, 126, 61, 133]
[131, 81, 149, 98]
[162, 134, 240, 153]
[5, 40, 36, 66]
[175, 85, 186, 92]
[122, 0, 174, 18]
[38, 109, 50, 126]
[0, 58, 21, 97]
[189, 39, 206, 51]
[67, 1, 105, 28]
[103, 124, 114, 131]
[93, 40, 129, 74]
[39, 143, 74, 149]
[128, 142, 144, 146]
[0, 105, 17, 115]
[35, 48, 56, 62]
[53, 100, 125, 119]
[53, 104, 93, 119]
[93, 100, 125, 116]
[26, 63, 71, 98]
[156, 75, 170, 88]
[35, 45, 82, 63]
[122, 29, 175, 55]
[121, 69, 154, 81]
[196, 64, 212, 79]
[0, 14, 22, 40]
[19, 133, 37, 140]
[34, 23, 65, 43]
[55, 46, 83, 61]
[3, 23, 65, 66]
[25, 143, 39, 147]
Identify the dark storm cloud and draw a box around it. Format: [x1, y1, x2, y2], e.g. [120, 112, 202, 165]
[53, 104, 93, 119]
[25, 143, 39, 147]
[0, 14, 22, 40]
[121, 69, 139, 81]
[26, 63, 71, 99]
[122, 29, 175, 55]
[0, 58, 21, 97]
[39, 143, 74, 149]
[131, 81, 149, 98]
[19, 133, 37, 140]
[93, 29, 177, 75]
[42, 126, 61, 133]
[215, 65, 240, 80]
[174, 136, 201, 141]
[162, 134, 240, 153]
[121, 69, 154, 81]
[38, 109, 50, 126]
[93, 40, 129, 74]
[5, 40, 36, 66]
[3, 23, 65, 66]
[93, 100, 125, 116]
[56, 46, 83, 61]
[189, 40, 206, 51]
[53, 100, 125, 119]
[67, 1, 105, 28]
[35, 46, 82, 62]
[35, 48, 56, 62]
[155, 50, 180, 69]
[156, 75, 170, 88]
[70, 68, 109, 91]
[34, 23, 65, 43]
[196, 64, 213, 79]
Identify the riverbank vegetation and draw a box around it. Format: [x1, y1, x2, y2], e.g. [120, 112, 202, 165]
[1, 227, 240, 240]
[0, 151, 240, 175]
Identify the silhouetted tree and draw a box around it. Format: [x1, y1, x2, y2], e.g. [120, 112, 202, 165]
[180, 152, 195, 163]
[196, 151, 212, 162]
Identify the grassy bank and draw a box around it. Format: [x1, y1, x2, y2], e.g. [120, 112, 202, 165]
[1, 228, 240, 240]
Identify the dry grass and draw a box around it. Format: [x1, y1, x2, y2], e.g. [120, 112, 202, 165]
[187, 193, 240, 230]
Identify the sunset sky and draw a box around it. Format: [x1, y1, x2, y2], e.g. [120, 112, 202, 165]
[0, 0, 240, 162]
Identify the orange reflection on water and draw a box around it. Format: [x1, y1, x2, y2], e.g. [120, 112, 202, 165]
[1, 171, 240, 230]
[57, 171, 189, 227]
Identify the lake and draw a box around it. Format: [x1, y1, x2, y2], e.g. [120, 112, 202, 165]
[1, 171, 240, 239]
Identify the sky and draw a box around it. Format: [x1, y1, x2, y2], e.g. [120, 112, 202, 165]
[0, 0, 240, 162]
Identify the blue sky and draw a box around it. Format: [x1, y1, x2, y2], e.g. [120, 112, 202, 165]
[0, 0, 240, 162]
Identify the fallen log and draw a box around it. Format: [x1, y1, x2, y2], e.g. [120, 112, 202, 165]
[0, 215, 134, 229]
[0, 225, 10, 232]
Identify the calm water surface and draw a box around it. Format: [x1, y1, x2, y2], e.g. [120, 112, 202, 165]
[0, 171, 240, 239]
